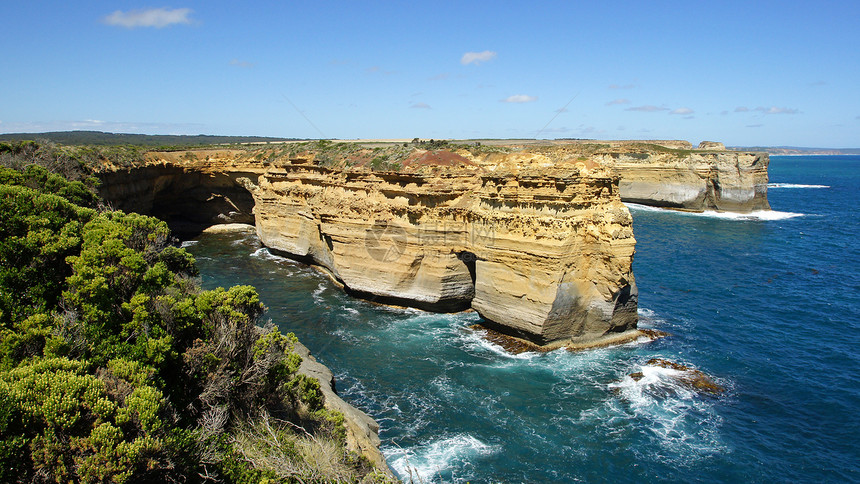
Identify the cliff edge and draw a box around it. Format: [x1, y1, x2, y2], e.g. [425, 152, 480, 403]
[240, 146, 638, 347]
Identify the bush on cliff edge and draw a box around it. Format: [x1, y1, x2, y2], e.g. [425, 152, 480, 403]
[0, 164, 389, 483]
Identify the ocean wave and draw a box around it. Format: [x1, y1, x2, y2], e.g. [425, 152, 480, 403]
[249, 247, 290, 261]
[768, 183, 830, 189]
[312, 282, 327, 304]
[458, 327, 539, 360]
[341, 306, 360, 316]
[386, 434, 500, 482]
[606, 361, 727, 460]
[624, 202, 803, 220]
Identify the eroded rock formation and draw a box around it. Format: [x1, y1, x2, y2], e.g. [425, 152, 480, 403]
[241, 149, 638, 346]
[96, 140, 771, 348]
[593, 143, 770, 212]
[97, 145, 640, 347]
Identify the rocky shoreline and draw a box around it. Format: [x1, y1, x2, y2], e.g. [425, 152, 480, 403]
[292, 342, 396, 478]
[97, 140, 769, 348]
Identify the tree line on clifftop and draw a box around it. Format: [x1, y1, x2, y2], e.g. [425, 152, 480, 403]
[0, 144, 393, 482]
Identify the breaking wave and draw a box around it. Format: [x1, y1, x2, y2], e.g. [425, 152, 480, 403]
[768, 183, 829, 189]
[386, 434, 500, 482]
[624, 203, 803, 220]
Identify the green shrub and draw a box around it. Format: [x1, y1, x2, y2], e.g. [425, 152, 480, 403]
[0, 164, 391, 482]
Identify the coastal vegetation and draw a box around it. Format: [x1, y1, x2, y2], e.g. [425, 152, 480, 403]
[0, 155, 390, 482]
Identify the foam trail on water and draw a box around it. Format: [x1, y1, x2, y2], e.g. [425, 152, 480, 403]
[180, 240, 198, 248]
[386, 434, 500, 482]
[768, 183, 829, 189]
[624, 202, 803, 220]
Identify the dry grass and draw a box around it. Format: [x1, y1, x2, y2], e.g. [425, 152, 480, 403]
[230, 413, 390, 483]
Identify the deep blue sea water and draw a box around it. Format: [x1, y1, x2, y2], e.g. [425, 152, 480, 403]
[185, 155, 860, 483]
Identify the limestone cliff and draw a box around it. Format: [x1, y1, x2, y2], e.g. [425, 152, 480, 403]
[239, 147, 638, 346]
[96, 144, 639, 347]
[544, 141, 769, 212]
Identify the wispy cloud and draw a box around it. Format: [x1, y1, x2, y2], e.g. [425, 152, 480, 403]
[428, 73, 449, 81]
[808, 80, 827, 87]
[670, 107, 694, 115]
[461, 51, 497, 65]
[366, 66, 396, 75]
[735, 106, 750, 112]
[501, 94, 537, 103]
[746, 124, 764, 128]
[626, 105, 669, 112]
[102, 8, 193, 28]
[230, 59, 254, 68]
[0, 119, 206, 134]
[410, 102, 431, 109]
[609, 84, 635, 89]
[755, 106, 799, 114]
[606, 98, 630, 106]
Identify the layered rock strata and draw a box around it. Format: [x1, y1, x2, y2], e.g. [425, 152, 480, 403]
[594, 144, 770, 212]
[97, 146, 644, 345]
[241, 150, 638, 346]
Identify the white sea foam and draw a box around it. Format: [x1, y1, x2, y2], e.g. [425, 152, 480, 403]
[250, 247, 283, 260]
[342, 306, 360, 316]
[386, 434, 500, 482]
[768, 183, 830, 189]
[459, 328, 538, 360]
[624, 202, 803, 220]
[638, 307, 658, 319]
[606, 361, 726, 460]
[312, 282, 327, 303]
[180, 240, 198, 248]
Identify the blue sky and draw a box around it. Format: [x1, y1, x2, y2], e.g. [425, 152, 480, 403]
[2, 1, 858, 146]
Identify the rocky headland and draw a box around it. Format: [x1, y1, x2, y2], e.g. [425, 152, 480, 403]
[535, 139, 770, 212]
[93, 139, 765, 472]
[97, 140, 769, 349]
[99, 143, 640, 348]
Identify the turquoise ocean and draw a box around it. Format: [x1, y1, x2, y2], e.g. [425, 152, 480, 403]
[184, 155, 859, 483]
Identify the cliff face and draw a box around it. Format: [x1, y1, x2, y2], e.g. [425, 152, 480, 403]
[97, 151, 266, 236]
[594, 146, 770, 212]
[242, 149, 638, 346]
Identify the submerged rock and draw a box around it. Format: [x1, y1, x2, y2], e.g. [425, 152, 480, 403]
[632, 358, 726, 395]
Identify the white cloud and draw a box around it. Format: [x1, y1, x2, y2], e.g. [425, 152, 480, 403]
[410, 102, 431, 109]
[606, 98, 630, 106]
[735, 106, 750, 112]
[501, 94, 537, 103]
[102, 8, 193, 28]
[0, 119, 205, 134]
[670, 107, 694, 115]
[230, 59, 254, 68]
[461, 51, 497, 65]
[755, 106, 799, 114]
[626, 105, 668, 112]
